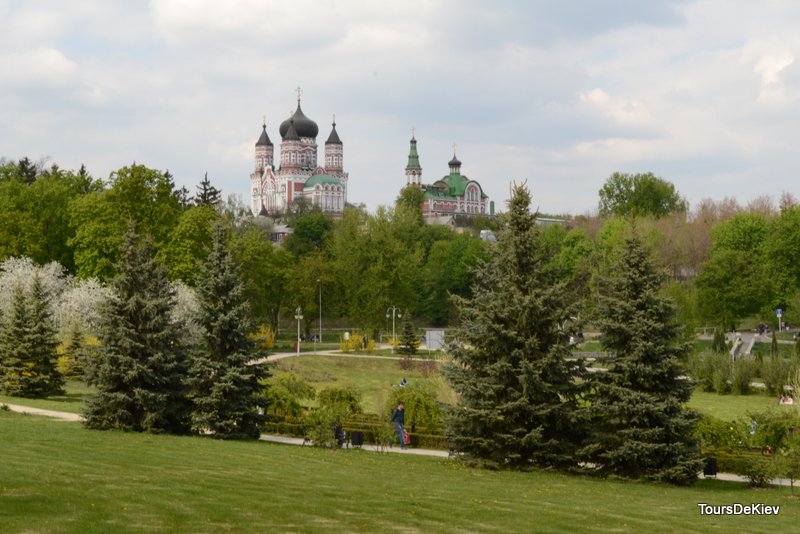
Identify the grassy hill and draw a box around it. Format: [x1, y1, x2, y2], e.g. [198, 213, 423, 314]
[2, 410, 798, 533]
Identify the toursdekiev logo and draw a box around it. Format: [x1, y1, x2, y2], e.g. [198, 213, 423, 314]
[697, 503, 781, 515]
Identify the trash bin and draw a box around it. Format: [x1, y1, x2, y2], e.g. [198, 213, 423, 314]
[351, 431, 364, 448]
[703, 457, 717, 477]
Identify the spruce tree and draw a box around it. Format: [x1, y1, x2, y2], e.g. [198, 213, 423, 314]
[194, 173, 222, 206]
[26, 275, 64, 397]
[443, 184, 586, 469]
[190, 223, 268, 439]
[84, 228, 191, 433]
[398, 316, 419, 356]
[0, 284, 35, 396]
[0, 278, 63, 398]
[582, 232, 702, 485]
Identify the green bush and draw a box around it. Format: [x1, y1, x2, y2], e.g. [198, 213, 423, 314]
[731, 359, 758, 395]
[687, 352, 715, 392]
[761, 358, 793, 396]
[712, 359, 732, 394]
[739, 455, 776, 487]
[384, 382, 443, 434]
[317, 386, 363, 417]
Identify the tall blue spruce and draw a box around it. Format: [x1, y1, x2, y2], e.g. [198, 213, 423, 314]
[443, 184, 586, 469]
[190, 223, 268, 439]
[84, 228, 191, 433]
[581, 231, 702, 485]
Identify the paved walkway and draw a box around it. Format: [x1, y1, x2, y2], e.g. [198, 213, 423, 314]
[4, 403, 83, 421]
[3, 403, 447, 457]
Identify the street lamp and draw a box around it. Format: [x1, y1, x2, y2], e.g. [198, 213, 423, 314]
[294, 306, 303, 355]
[386, 306, 402, 354]
[317, 279, 322, 346]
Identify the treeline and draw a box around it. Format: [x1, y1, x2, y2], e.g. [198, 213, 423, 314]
[4, 156, 800, 335]
[0, 158, 489, 332]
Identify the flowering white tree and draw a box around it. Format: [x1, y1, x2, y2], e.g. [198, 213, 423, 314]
[0, 257, 70, 315]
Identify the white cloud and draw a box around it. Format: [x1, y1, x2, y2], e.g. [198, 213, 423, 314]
[2, 0, 800, 215]
[0, 47, 78, 88]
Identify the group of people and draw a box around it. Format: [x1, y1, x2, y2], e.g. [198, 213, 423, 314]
[779, 394, 795, 405]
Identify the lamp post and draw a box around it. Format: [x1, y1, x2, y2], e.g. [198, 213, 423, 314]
[386, 306, 401, 354]
[317, 279, 322, 345]
[294, 306, 303, 355]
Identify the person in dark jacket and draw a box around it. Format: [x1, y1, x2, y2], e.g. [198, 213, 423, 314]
[390, 401, 406, 449]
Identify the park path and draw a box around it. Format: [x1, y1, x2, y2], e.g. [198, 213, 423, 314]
[2, 402, 447, 457]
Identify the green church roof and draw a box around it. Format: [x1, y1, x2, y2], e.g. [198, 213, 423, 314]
[304, 174, 342, 189]
[406, 137, 421, 171]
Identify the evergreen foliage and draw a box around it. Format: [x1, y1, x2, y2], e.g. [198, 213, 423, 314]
[582, 231, 702, 485]
[0, 277, 63, 397]
[443, 184, 586, 469]
[194, 173, 222, 206]
[26, 275, 64, 396]
[398, 316, 419, 355]
[190, 224, 268, 439]
[83, 228, 191, 433]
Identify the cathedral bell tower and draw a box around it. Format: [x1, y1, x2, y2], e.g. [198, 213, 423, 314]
[405, 130, 422, 186]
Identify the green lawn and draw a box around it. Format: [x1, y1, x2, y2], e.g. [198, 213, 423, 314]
[2, 411, 798, 533]
[0, 380, 92, 414]
[274, 354, 453, 411]
[687, 390, 795, 420]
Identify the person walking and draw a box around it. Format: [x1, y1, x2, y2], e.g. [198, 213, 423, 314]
[390, 401, 406, 449]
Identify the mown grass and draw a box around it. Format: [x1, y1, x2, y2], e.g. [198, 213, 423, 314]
[2, 411, 798, 533]
[0, 380, 92, 414]
[687, 390, 795, 421]
[274, 354, 453, 411]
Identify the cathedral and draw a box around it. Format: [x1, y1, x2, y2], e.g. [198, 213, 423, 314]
[250, 92, 348, 216]
[404, 135, 492, 217]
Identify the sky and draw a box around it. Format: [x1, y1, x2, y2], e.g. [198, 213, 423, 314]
[2, 0, 799, 216]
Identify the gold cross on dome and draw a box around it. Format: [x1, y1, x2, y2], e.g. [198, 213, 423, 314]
[453, 142, 458, 155]
[296, 86, 302, 103]
[412, 127, 416, 138]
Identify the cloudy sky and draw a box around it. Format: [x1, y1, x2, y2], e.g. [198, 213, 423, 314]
[2, 0, 798, 215]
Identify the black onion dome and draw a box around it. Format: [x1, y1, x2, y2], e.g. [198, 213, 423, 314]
[326, 121, 342, 145]
[256, 123, 272, 146]
[279, 103, 318, 139]
[449, 154, 462, 167]
[283, 119, 300, 141]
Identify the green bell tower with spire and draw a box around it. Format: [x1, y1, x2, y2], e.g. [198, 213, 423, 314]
[405, 128, 422, 186]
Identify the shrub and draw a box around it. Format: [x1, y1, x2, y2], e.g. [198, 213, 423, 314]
[384, 382, 442, 434]
[761, 358, 793, 396]
[688, 352, 716, 392]
[339, 332, 375, 353]
[712, 358, 732, 394]
[712, 329, 726, 353]
[249, 324, 276, 350]
[731, 359, 758, 395]
[264, 375, 316, 419]
[317, 386, 362, 417]
[739, 455, 776, 487]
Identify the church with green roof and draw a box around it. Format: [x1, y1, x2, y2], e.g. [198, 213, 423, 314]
[249, 90, 348, 216]
[405, 135, 492, 218]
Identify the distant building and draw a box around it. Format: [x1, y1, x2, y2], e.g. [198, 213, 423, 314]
[250, 91, 348, 216]
[404, 135, 493, 218]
